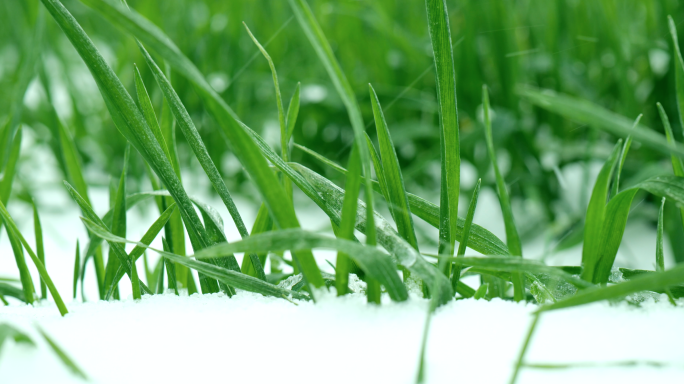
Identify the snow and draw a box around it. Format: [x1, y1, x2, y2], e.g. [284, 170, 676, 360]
[1, 292, 684, 384]
[1, 138, 683, 383]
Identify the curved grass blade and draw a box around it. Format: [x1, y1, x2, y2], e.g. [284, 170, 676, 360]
[286, 83, 301, 142]
[518, 86, 684, 159]
[425, 0, 460, 267]
[41, 0, 213, 252]
[240, 203, 270, 280]
[657, 103, 684, 176]
[580, 141, 622, 283]
[294, 142, 510, 255]
[0, 323, 35, 353]
[452, 179, 481, 293]
[540, 262, 684, 312]
[483, 86, 524, 300]
[80, 217, 308, 301]
[7, 224, 34, 304]
[192, 229, 407, 302]
[369, 84, 419, 250]
[0, 200, 68, 316]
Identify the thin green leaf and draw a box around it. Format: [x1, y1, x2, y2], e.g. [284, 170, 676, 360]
[425, 0, 460, 268]
[518, 86, 684, 159]
[133, 63, 172, 162]
[31, 200, 48, 300]
[452, 179, 482, 293]
[286, 83, 301, 142]
[0, 126, 21, 205]
[336, 144, 362, 296]
[657, 103, 684, 177]
[669, 16, 684, 136]
[0, 200, 68, 316]
[580, 141, 622, 283]
[369, 84, 419, 250]
[103, 144, 129, 297]
[483, 86, 524, 300]
[656, 198, 676, 305]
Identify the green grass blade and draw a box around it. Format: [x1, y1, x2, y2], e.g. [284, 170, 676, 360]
[518, 87, 684, 159]
[63, 181, 152, 297]
[80, 217, 309, 301]
[0, 200, 68, 316]
[593, 188, 639, 284]
[541, 262, 684, 312]
[7, 224, 35, 304]
[580, 141, 622, 283]
[425, 0, 460, 263]
[161, 238, 179, 296]
[240, 203, 270, 280]
[336, 144, 362, 296]
[133, 63, 171, 162]
[295, 143, 511, 255]
[103, 145, 129, 297]
[656, 198, 676, 305]
[657, 103, 684, 176]
[369, 84, 419, 250]
[365, 134, 390, 201]
[483, 86, 524, 300]
[31, 200, 47, 300]
[37, 328, 88, 380]
[0, 126, 21, 206]
[669, 16, 684, 135]
[41, 0, 213, 252]
[72, 240, 79, 299]
[286, 83, 301, 142]
[452, 179, 482, 293]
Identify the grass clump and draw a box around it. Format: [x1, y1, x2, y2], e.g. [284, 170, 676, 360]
[2, 0, 684, 382]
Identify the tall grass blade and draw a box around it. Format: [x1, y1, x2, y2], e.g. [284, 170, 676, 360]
[31, 200, 47, 300]
[133, 64, 171, 162]
[518, 87, 684, 159]
[336, 144, 362, 296]
[669, 16, 684, 135]
[286, 83, 301, 142]
[0, 126, 22, 206]
[657, 103, 684, 176]
[483, 86, 524, 300]
[452, 179, 481, 292]
[103, 145, 129, 297]
[7, 224, 34, 304]
[0, 200, 68, 316]
[425, 0, 460, 268]
[369, 84, 419, 250]
[79, 0, 325, 289]
[580, 141, 622, 283]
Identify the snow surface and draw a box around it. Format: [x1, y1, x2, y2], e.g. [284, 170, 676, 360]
[1, 135, 683, 383]
[2, 292, 684, 384]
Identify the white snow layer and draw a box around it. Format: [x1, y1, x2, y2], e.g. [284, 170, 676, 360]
[1, 292, 684, 384]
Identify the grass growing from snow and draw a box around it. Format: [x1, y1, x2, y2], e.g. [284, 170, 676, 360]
[2, 0, 684, 383]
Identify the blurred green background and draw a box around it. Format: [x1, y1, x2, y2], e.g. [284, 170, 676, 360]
[2, 0, 684, 256]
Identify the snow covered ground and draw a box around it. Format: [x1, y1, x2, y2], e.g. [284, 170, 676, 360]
[1, 138, 682, 383]
[2, 292, 684, 384]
